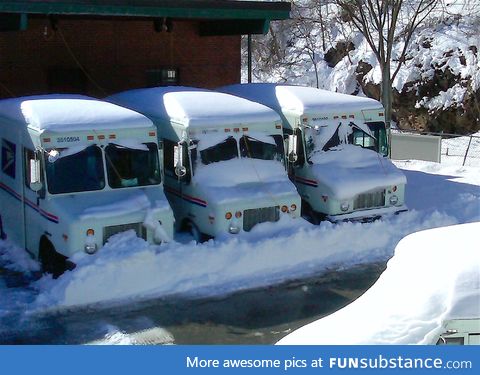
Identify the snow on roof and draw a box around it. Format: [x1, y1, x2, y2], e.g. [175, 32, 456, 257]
[107, 86, 280, 129]
[219, 83, 383, 116]
[0, 94, 153, 132]
[278, 222, 480, 345]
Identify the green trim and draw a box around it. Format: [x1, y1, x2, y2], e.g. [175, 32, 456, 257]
[20, 13, 28, 30]
[262, 19, 270, 34]
[0, 1, 291, 20]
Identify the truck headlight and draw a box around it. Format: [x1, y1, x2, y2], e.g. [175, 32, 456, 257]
[229, 225, 240, 234]
[389, 195, 398, 205]
[340, 202, 350, 212]
[84, 230, 98, 254]
[84, 242, 98, 254]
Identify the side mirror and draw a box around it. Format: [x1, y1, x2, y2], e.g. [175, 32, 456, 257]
[287, 134, 298, 163]
[174, 143, 187, 178]
[29, 159, 43, 192]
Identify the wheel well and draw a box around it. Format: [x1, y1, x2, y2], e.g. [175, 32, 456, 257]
[39, 236, 55, 260]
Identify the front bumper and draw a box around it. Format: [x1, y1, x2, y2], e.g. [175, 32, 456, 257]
[326, 205, 408, 223]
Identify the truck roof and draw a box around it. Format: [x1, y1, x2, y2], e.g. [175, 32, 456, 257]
[107, 86, 280, 129]
[219, 83, 383, 116]
[0, 94, 153, 132]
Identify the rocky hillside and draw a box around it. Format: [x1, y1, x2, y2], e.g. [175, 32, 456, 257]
[246, 1, 480, 134]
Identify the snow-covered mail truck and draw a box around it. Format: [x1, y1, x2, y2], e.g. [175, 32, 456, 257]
[107, 87, 301, 241]
[219, 84, 407, 223]
[0, 95, 174, 276]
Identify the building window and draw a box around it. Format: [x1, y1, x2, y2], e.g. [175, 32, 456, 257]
[1, 139, 16, 179]
[146, 68, 179, 87]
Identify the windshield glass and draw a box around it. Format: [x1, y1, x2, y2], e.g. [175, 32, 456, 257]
[240, 135, 285, 162]
[45, 145, 104, 194]
[350, 128, 377, 151]
[200, 136, 238, 165]
[105, 142, 161, 188]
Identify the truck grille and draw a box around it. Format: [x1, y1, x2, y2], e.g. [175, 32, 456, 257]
[103, 222, 146, 244]
[243, 206, 280, 232]
[353, 190, 386, 210]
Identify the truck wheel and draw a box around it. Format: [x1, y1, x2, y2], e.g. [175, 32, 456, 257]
[39, 238, 68, 279]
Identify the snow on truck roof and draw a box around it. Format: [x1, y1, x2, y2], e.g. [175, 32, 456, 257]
[219, 83, 383, 116]
[0, 95, 153, 132]
[107, 86, 281, 128]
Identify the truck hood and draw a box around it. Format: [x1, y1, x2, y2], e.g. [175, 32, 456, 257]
[309, 144, 407, 200]
[48, 188, 171, 222]
[193, 158, 298, 204]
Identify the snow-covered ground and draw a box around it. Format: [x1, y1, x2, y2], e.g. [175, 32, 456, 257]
[278, 222, 479, 345]
[0, 139, 479, 333]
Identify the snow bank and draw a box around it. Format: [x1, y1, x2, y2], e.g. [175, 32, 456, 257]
[0, 95, 153, 132]
[107, 87, 280, 128]
[278, 222, 480, 345]
[32, 208, 459, 311]
[310, 145, 407, 199]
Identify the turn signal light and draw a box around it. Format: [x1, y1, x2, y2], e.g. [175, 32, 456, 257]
[86, 228, 95, 236]
[392, 185, 397, 192]
[281, 205, 288, 213]
[225, 212, 232, 220]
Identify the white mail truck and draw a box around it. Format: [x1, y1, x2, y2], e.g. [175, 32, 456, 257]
[0, 95, 174, 276]
[219, 84, 407, 223]
[108, 87, 301, 241]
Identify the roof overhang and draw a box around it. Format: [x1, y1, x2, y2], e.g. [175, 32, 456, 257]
[0, 1, 291, 34]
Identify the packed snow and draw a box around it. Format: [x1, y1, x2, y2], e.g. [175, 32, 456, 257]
[0, 95, 153, 132]
[277, 222, 480, 345]
[107, 87, 280, 128]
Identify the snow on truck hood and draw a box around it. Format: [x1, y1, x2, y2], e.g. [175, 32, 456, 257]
[193, 158, 297, 204]
[50, 190, 170, 220]
[0, 95, 152, 132]
[107, 87, 280, 128]
[310, 145, 406, 199]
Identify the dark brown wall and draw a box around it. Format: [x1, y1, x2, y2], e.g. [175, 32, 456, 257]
[0, 17, 241, 98]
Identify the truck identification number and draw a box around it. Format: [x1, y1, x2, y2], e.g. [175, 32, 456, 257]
[56, 136, 80, 143]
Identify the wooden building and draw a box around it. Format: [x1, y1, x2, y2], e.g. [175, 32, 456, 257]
[0, 0, 290, 98]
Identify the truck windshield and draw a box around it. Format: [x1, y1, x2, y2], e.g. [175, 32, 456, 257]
[105, 142, 161, 188]
[45, 145, 105, 194]
[200, 136, 238, 165]
[240, 135, 285, 162]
